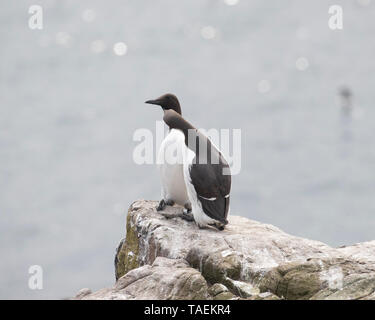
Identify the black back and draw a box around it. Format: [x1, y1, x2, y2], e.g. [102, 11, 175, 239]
[163, 109, 231, 224]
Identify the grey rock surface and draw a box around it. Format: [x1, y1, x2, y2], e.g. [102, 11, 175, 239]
[77, 257, 209, 300]
[76, 200, 375, 300]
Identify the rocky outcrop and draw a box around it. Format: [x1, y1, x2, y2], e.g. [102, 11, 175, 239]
[75, 200, 375, 300]
[78, 257, 210, 300]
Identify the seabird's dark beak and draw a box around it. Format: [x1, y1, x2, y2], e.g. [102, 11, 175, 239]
[145, 99, 161, 106]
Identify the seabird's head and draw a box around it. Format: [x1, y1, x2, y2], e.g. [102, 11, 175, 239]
[145, 93, 182, 115]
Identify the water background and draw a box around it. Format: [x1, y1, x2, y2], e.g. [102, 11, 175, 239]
[1, 0, 375, 299]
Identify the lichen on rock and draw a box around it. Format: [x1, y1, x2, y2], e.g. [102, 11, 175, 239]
[114, 203, 141, 280]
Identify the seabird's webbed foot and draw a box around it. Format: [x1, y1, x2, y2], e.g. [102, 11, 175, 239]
[211, 222, 225, 231]
[165, 199, 175, 206]
[156, 199, 166, 211]
[197, 222, 226, 231]
[181, 210, 194, 222]
[184, 202, 192, 213]
[214, 225, 225, 231]
[156, 199, 175, 211]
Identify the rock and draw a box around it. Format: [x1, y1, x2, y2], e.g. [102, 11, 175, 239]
[247, 292, 281, 300]
[224, 278, 260, 298]
[214, 291, 237, 300]
[77, 257, 210, 300]
[208, 283, 236, 300]
[258, 256, 375, 300]
[114, 212, 140, 280]
[75, 288, 92, 299]
[208, 283, 229, 296]
[80, 200, 375, 300]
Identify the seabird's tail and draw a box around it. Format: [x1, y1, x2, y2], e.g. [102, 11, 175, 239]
[198, 195, 230, 225]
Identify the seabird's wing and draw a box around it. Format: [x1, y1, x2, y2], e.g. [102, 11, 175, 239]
[189, 148, 231, 224]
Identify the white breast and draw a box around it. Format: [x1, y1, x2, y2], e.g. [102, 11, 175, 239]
[157, 129, 189, 206]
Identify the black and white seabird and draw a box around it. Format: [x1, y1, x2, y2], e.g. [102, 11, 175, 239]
[145, 94, 191, 213]
[155, 104, 231, 230]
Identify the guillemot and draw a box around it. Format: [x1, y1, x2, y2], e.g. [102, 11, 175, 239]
[162, 108, 231, 230]
[145, 94, 191, 214]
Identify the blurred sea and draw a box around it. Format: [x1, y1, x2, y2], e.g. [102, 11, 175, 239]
[1, 0, 375, 299]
